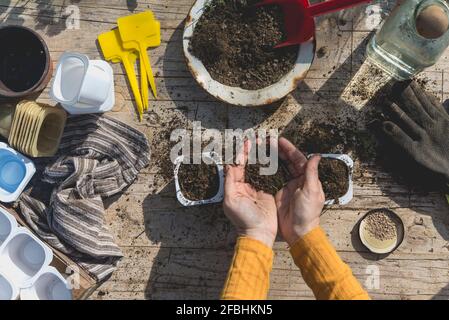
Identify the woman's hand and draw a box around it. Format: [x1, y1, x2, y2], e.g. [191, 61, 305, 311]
[223, 140, 278, 248]
[275, 138, 325, 246]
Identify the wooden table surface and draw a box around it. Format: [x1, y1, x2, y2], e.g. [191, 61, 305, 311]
[1, 0, 448, 300]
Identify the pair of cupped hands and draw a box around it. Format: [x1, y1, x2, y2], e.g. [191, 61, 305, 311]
[223, 137, 325, 248]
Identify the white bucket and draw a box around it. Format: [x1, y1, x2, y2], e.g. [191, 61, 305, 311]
[0, 227, 53, 288]
[20, 266, 72, 300]
[51, 52, 115, 114]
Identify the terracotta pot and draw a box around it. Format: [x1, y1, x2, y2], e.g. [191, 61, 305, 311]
[0, 26, 52, 99]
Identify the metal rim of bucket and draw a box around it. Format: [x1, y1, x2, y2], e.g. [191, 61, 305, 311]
[0, 25, 53, 99]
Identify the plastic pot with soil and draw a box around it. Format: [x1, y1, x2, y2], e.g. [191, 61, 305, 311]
[317, 154, 354, 205]
[183, 0, 315, 106]
[0, 26, 52, 99]
[174, 152, 225, 206]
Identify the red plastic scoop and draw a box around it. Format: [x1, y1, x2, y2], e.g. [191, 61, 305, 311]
[258, 0, 372, 47]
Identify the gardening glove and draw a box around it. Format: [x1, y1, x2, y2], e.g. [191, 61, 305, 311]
[382, 81, 449, 183]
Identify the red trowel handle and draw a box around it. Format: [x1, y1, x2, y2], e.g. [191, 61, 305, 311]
[307, 0, 373, 17]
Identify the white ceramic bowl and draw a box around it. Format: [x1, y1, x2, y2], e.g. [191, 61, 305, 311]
[183, 0, 315, 106]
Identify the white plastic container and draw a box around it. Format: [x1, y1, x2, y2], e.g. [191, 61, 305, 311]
[20, 266, 72, 300]
[51, 52, 115, 114]
[174, 152, 224, 206]
[312, 154, 354, 206]
[0, 142, 36, 203]
[0, 207, 17, 247]
[0, 270, 19, 300]
[0, 227, 53, 288]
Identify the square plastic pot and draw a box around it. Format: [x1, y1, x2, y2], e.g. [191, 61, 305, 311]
[0, 142, 35, 203]
[20, 266, 72, 300]
[0, 207, 17, 248]
[0, 227, 53, 288]
[310, 154, 354, 206]
[51, 52, 115, 114]
[0, 270, 19, 300]
[174, 152, 224, 206]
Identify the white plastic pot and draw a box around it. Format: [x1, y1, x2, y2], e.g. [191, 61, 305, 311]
[0, 207, 17, 247]
[183, 0, 315, 106]
[51, 52, 114, 114]
[174, 152, 224, 206]
[20, 266, 72, 300]
[0, 142, 35, 203]
[0, 227, 53, 288]
[0, 270, 19, 300]
[314, 154, 354, 206]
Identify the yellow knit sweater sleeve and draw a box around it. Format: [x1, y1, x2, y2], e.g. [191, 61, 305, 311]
[290, 226, 370, 300]
[221, 237, 274, 300]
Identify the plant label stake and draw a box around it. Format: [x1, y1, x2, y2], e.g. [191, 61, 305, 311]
[117, 11, 161, 109]
[257, 0, 372, 47]
[98, 29, 144, 120]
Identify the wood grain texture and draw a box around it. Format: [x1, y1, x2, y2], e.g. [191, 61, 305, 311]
[1, 0, 448, 300]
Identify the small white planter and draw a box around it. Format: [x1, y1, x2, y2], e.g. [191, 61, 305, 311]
[0, 207, 17, 247]
[174, 152, 224, 206]
[0, 227, 53, 288]
[0, 142, 35, 203]
[51, 52, 115, 114]
[311, 154, 354, 206]
[20, 266, 72, 300]
[183, 0, 315, 106]
[0, 270, 19, 300]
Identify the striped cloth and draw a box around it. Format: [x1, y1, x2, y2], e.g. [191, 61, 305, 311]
[19, 115, 150, 281]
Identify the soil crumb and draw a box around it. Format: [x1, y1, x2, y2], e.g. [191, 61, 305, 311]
[318, 158, 349, 202]
[178, 161, 220, 201]
[245, 162, 290, 195]
[365, 209, 398, 241]
[189, 0, 298, 90]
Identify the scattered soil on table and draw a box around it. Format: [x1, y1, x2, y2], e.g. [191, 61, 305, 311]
[318, 158, 349, 202]
[281, 117, 378, 162]
[178, 162, 220, 201]
[365, 209, 398, 241]
[245, 162, 290, 195]
[189, 0, 298, 90]
[151, 112, 187, 182]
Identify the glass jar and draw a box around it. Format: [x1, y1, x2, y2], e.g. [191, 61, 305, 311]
[367, 0, 449, 80]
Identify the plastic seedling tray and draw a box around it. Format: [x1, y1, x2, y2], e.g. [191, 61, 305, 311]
[0, 207, 17, 248]
[51, 52, 114, 115]
[0, 142, 35, 203]
[174, 152, 224, 206]
[0, 227, 53, 289]
[310, 153, 354, 206]
[20, 266, 72, 300]
[0, 269, 18, 300]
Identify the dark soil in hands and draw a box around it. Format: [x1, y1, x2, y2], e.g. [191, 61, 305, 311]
[245, 162, 290, 195]
[189, 0, 298, 90]
[318, 158, 349, 202]
[178, 162, 220, 201]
